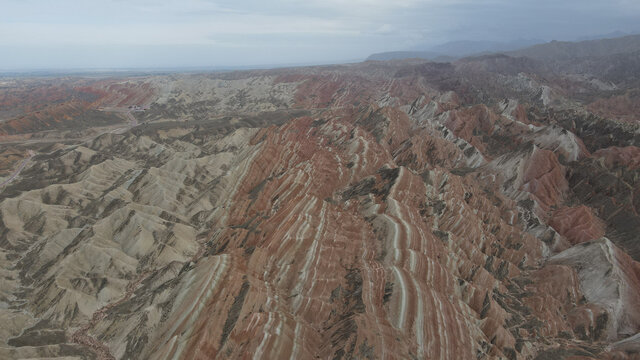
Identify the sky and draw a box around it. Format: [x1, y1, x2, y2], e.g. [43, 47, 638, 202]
[1, 0, 639, 70]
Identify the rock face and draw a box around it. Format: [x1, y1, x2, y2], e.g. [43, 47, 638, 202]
[549, 206, 605, 245]
[0, 52, 640, 359]
[547, 238, 640, 341]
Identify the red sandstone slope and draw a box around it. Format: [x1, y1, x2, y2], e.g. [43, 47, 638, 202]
[593, 146, 640, 170]
[0, 79, 156, 136]
[588, 91, 640, 123]
[550, 206, 606, 245]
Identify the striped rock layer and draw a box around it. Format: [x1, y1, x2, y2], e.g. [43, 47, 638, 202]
[1, 60, 640, 359]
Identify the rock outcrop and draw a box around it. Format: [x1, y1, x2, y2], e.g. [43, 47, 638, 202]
[0, 56, 639, 359]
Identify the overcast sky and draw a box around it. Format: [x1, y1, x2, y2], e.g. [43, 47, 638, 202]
[1, 0, 639, 70]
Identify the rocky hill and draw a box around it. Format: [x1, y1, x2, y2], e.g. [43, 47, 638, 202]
[366, 39, 542, 61]
[0, 52, 639, 359]
[507, 35, 640, 62]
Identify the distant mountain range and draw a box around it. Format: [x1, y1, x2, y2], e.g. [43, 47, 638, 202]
[506, 34, 640, 61]
[575, 30, 634, 42]
[366, 32, 640, 62]
[367, 39, 544, 61]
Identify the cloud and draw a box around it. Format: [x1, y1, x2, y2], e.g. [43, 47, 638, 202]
[1, 0, 639, 69]
[374, 24, 395, 35]
[0, 15, 358, 46]
[294, 0, 422, 12]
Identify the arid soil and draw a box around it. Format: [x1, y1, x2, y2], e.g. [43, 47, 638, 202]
[1, 48, 639, 359]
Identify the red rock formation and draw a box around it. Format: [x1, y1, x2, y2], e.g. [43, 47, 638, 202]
[512, 103, 531, 124]
[0, 100, 112, 135]
[593, 146, 640, 170]
[521, 147, 568, 214]
[444, 105, 498, 153]
[588, 91, 640, 123]
[393, 128, 470, 170]
[86, 81, 156, 108]
[0, 79, 157, 135]
[550, 206, 606, 245]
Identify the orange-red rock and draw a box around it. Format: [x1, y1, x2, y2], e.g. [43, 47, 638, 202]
[550, 205, 606, 245]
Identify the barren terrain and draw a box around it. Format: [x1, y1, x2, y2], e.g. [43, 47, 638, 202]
[1, 38, 640, 359]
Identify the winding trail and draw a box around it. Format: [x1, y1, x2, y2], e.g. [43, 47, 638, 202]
[70, 271, 151, 360]
[108, 109, 139, 134]
[0, 150, 34, 189]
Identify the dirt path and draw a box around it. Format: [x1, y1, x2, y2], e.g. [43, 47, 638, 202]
[70, 271, 151, 360]
[0, 150, 34, 189]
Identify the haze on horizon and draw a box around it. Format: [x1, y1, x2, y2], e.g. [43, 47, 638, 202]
[1, 0, 639, 71]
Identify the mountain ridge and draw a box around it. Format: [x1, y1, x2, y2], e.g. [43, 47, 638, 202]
[1, 39, 640, 359]
[367, 34, 640, 64]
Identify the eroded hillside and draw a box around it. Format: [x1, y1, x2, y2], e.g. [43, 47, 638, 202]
[1, 55, 640, 359]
